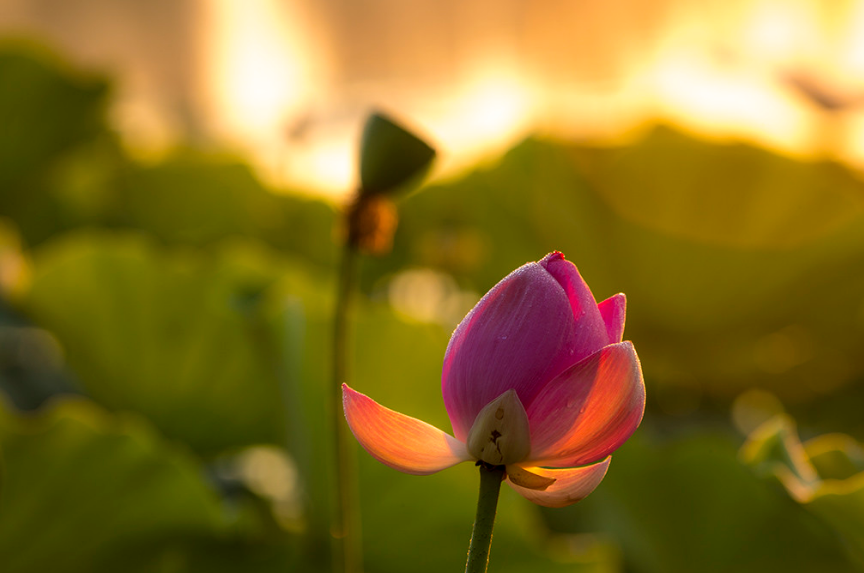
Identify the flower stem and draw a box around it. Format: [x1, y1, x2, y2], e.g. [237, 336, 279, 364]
[331, 242, 362, 573]
[465, 464, 506, 573]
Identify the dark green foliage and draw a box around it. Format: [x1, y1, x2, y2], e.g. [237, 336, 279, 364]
[0, 41, 115, 245]
[1, 40, 863, 572]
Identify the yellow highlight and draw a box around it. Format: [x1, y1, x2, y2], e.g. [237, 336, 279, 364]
[193, 0, 864, 196]
[649, 50, 812, 154]
[203, 0, 312, 137]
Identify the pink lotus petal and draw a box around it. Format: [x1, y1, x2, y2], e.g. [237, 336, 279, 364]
[506, 458, 611, 508]
[442, 262, 578, 440]
[598, 293, 626, 344]
[526, 342, 645, 467]
[343, 384, 471, 475]
[538, 252, 608, 355]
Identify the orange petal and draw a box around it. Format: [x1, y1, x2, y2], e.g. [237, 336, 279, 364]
[342, 384, 471, 475]
[526, 342, 645, 467]
[506, 458, 611, 508]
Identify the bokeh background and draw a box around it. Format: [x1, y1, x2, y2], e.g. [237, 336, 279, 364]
[2, 1, 864, 571]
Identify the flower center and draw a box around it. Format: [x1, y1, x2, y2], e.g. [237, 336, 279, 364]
[466, 389, 531, 465]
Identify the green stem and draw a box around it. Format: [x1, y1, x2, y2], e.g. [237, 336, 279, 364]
[465, 464, 505, 573]
[331, 242, 362, 573]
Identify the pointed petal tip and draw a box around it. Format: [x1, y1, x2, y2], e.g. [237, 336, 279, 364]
[540, 251, 566, 267]
[342, 385, 471, 476]
[536, 250, 609, 355]
[598, 293, 627, 344]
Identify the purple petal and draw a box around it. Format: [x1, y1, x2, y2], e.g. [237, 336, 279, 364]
[598, 293, 626, 343]
[506, 458, 611, 508]
[539, 252, 608, 350]
[343, 384, 471, 475]
[443, 254, 608, 441]
[442, 264, 572, 440]
[526, 341, 645, 467]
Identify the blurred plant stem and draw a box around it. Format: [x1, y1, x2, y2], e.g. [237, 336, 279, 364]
[329, 193, 401, 573]
[465, 464, 505, 573]
[329, 112, 434, 573]
[330, 237, 362, 573]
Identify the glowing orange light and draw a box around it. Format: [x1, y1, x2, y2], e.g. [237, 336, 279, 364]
[199, 0, 324, 189]
[647, 49, 812, 154]
[194, 0, 864, 196]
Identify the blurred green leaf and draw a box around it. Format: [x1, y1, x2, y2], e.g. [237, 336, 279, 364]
[574, 126, 864, 249]
[742, 415, 864, 568]
[359, 112, 436, 196]
[0, 397, 230, 573]
[0, 42, 117, 245]
[807, 433, 864, 481]
[22, 230, 330, 455]
[0, 41, 109, 188]
[546, 428, 858, 573]
[107, 153, 338, 269]
[110, 154, 278, 244]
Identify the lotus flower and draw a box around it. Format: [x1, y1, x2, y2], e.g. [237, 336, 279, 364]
[342, 252, 645, 507]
